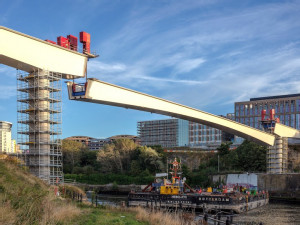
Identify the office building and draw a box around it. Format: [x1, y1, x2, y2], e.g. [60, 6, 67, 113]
[137, 118, 234, 148]
[0, 121, 12, 153]
[189, 114, 236, 148]
[189, 122, 222, 147]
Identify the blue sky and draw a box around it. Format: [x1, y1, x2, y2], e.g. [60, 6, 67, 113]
[1, 0, 300, 139]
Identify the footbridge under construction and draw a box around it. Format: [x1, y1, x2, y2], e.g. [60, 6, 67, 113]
[1, 26, 300, 183]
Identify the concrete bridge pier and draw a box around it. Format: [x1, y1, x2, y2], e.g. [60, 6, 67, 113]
[267, 136, 288, 174]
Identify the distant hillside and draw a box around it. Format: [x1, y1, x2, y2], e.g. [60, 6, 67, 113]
[0, 156, 80, 225]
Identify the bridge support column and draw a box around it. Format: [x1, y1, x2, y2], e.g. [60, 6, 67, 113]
[267, 136, 288, 174]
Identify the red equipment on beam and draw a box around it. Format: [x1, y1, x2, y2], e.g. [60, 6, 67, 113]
[67, 35, 78, 51]
[80, 31, 90, 53]
[261, 109, 266, 121]
[57, 36, 70, 49]
[45, 39, 56, 44]
[269, 109, 275, 121]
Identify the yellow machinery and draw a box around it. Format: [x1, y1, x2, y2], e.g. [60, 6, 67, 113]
[160, 158, 181, 195]
[160, 185, 179, 195]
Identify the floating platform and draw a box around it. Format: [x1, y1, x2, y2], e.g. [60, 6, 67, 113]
[128, 192, 269, 214]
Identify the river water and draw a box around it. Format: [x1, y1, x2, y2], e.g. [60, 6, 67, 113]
[89, 194, 300, 225]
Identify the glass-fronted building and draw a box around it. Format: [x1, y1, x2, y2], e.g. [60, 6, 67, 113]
[138, 118, 232, 148]
[235, 94, 300, 130]
[189, 123, 222, 147]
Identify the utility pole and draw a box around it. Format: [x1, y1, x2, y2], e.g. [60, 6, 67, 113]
[218, 155, 220, 173]
[166, 157, 168, 180]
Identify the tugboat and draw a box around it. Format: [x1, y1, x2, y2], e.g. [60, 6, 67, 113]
[128, 158, 269, 213]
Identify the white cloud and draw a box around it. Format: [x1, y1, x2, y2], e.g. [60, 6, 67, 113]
[88, 61, 127, 74]
[174, 58, 205, 74]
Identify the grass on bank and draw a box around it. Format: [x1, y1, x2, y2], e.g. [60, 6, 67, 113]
[0, 156, 82, 225]
[69, 205, 198, 225]
[68, 205, 149, 225]
[0, 155, 197, 225]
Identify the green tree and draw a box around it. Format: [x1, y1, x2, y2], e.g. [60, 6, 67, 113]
[137, 146, 164, 173]
[217, 142, 232, 156]
[97, 139, 137, 173]
[235, 140, 267, 172]
[62, 140, 84, 173]
[80, 148, 100, 171]
[130, 160, 141, 176]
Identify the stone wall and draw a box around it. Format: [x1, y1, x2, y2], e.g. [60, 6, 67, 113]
[212, 173, 300, 193]
[288, 146, 300, 172]
[257, 174, 300, 192]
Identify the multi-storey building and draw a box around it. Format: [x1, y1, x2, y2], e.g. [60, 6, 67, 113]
[88, 138, 111, 150]
[109, 135, 141, 145]
[65, 136, 93, 146]
[189, 114, 235, 148]
[138, 119, 189, 148]
[11, 139, 16, 154]
[138, 118, 235, 148]
[235, 94, 300, 129]
[189, 122, 222, 147]
[65, 135, 139, 150]
[0, 121, 12, 153]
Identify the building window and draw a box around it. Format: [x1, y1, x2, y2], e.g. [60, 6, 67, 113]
[285, 114, 290, 126]
[275, 102, 279, 114]
[285, 101, 290, 113]
[269, 103, 273, 112]
[297, 99, 300, 112]
[296, 114, 300, 130]
[280, 102, 284, 113]
[259, 104, 263, 114]
[240, 105, 244, 116]
[291, 114, 295, 128]
[255, 117, 258, 128]
[245, 117, 249, 125]
[254, 104, 258, 115]
[280, 115, 284, 123]
[291, 100, 295, 113]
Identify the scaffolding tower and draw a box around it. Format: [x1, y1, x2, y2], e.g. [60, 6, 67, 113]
[138, 119, 178, 147]
[17, 69, 63, 184]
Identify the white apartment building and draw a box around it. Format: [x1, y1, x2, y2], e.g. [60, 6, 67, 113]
[0, 121, 12, 153]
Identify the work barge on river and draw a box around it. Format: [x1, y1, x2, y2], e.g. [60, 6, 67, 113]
[128, 158, 269, 213]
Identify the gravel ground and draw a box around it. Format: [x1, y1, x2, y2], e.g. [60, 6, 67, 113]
[233, 202, 300, 225]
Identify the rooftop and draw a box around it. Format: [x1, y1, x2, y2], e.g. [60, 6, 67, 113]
[250, 93, 300, 101]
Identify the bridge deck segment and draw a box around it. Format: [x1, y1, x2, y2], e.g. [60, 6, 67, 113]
[68, 79, 276, 146]
[0, 26, 87, 78]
